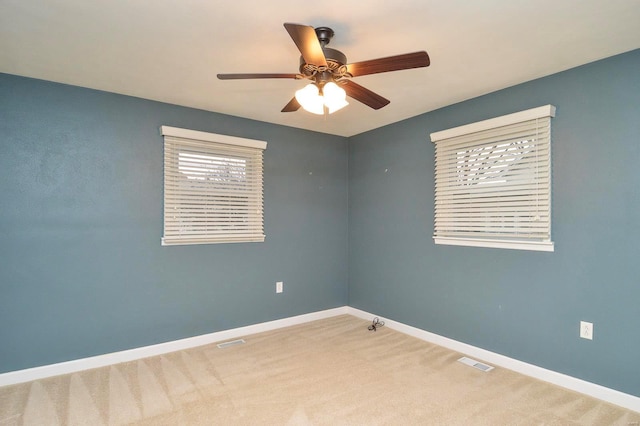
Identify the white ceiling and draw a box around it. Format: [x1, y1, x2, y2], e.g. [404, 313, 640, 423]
[1, 1, 639, 137]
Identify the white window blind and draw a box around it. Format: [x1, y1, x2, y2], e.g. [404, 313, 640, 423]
[161, 126, 266, 245]
[430, 105, 555, 252]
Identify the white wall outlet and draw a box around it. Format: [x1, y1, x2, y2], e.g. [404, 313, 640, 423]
[580, 321, 593, 340]
[276, 281, 283, 294]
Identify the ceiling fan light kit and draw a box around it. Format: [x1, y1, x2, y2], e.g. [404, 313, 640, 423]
[295, 81, 348, 115]
[217, 23, 430, 115]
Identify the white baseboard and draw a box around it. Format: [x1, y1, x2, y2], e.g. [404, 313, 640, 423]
[347, 307, 640, 413]
[0, 306, 348, 387]
[2, 305, 638, 413]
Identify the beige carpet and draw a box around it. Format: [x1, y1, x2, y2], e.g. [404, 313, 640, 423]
[0, 315, 638, 425]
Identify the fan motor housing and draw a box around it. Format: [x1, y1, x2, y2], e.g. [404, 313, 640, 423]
[299, 47, 347, 77]
[297, 26, 348, 78]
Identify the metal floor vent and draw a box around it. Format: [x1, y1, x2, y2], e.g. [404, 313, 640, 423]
[217, 339, 246, 349]
[458, 356, 494, 372]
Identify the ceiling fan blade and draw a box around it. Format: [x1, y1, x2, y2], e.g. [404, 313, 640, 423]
[217, 73, 300, 80]
[347, 51, 430, 77]
[281, 97, 301, 112]
[283, 23, 327, 67]
[341, 80, 390, 110]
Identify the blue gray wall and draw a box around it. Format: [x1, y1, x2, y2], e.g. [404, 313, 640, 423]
[349, 49, 640, 397]
[0, 74, 349, 373]
[2, 49, 639, 399]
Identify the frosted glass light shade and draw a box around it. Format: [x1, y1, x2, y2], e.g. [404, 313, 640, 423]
[295, 84, 324, 115]
[323, 82, 348, 113]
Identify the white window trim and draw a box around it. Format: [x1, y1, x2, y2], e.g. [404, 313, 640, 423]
[433, 237, 554, 252]
[161, 126, 267, 246]
[430, 105, 555, 252]
[430, 105, 555, 142]
[161, 126, 266, 150]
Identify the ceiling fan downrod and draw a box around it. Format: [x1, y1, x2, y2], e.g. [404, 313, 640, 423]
[314, 27, 334, 47]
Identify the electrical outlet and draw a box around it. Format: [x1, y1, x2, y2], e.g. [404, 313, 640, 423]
[276, 281, 283, 294]
[580, 321, 593, 340]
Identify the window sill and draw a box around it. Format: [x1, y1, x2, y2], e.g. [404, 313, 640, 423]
[434, 237, 554, 252]
[162, 236, 265, 246]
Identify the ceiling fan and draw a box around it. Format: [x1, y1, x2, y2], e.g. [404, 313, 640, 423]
[217, 23, 430, 115]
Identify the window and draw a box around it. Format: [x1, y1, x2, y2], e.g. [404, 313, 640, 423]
[430, 105, 555, 252]
[161, 126, 266, 245]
